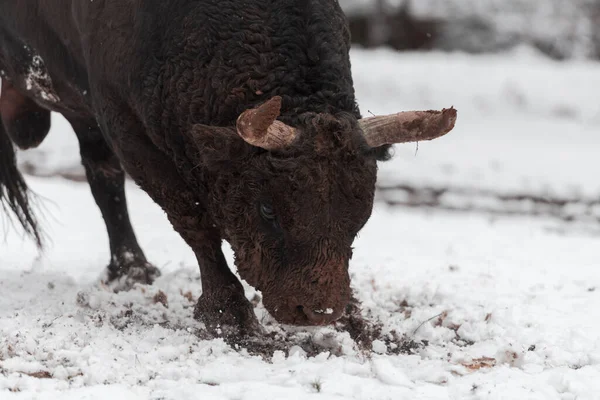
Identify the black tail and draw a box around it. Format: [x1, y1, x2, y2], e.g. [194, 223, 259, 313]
[0, 121, 43, 247]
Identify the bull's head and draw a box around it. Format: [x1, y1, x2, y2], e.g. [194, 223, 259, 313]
[187, 96, 456, 326]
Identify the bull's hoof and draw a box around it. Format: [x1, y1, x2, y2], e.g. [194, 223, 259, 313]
[104, 254, 161, 292]
[194, 285, 261, 338]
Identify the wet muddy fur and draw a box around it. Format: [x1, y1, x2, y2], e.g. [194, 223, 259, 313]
[0, 1, 455, 339]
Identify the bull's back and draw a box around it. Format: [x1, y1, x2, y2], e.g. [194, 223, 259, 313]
[1, 0, 357, 127]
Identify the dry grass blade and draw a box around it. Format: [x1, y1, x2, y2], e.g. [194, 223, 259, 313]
[461, 357, 497, 371]
[18, 370, 52, 379]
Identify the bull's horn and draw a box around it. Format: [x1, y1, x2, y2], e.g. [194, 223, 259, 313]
[236, 96, 298, 150]
[359, 107, 457, 148]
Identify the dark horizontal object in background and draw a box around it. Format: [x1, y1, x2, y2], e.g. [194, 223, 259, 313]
[347, 2, 438, 51]
[346, 0, 600, 61]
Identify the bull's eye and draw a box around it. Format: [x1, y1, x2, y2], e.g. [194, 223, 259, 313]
[259, 203, 276, 221]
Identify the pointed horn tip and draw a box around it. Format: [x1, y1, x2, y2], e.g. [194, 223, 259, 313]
[236, 96, 284, 140]
[257, 95, 283, 118]
[266, 95, 283, 108]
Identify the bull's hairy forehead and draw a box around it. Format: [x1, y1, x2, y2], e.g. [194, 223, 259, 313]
[264, 155, 377, 219]
[264, 152, 375, 184]
[272, 180, 375, 245]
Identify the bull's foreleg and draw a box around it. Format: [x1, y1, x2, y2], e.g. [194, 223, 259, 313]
[69, 118, 160, 291]
[189, 234, 261, 337]
[96, 109, 258, 336]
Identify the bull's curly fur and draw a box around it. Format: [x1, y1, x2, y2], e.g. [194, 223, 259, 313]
[0, 0, 393, 333]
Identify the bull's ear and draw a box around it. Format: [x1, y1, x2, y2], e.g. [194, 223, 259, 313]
[368, 144, 394, 162]
[184, 124, 253, 170]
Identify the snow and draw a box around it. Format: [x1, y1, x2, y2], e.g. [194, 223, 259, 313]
[2, 48, 600, 398]
[24, 55, 60, 104]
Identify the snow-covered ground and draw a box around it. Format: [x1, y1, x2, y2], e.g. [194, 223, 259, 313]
[2, 48, 600, 399]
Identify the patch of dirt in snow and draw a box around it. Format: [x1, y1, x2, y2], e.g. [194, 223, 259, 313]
[227, 295, 429, 360]
[376, 184, 600, 231]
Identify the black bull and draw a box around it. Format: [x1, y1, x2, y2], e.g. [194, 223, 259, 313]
[0, 0, 456, 336]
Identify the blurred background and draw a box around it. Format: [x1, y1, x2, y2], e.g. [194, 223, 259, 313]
[344, 0, 600, 60]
